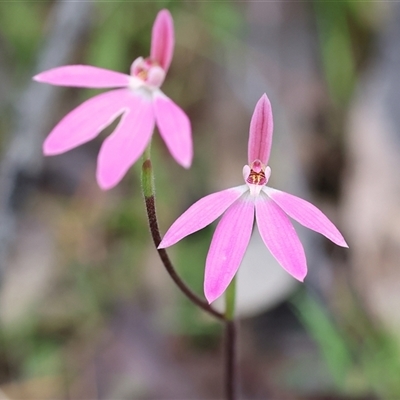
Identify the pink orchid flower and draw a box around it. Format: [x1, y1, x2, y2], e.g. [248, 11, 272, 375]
[159, 94, 348, 303]
[34, 9, 192, 190]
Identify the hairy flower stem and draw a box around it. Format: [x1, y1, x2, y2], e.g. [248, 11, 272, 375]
[141, 154, 225, 321]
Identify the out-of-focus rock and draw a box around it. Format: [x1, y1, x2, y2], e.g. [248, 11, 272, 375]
[0, 216, 56, 327]
[342, 3, 400, 334]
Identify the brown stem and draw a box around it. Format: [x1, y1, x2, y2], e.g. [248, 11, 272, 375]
[225, 320, 237, 400]
[143, 194, 225, 321]
[141, 156, 232, 397]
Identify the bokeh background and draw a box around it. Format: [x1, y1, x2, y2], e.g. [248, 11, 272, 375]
[1, 1, 400, 399]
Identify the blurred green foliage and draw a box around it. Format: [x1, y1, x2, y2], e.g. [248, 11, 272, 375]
[293, 288, 400, 398]
[0, 2, 45, 74]
[313, 0, 375, 107]
[292, 290, 353, 390]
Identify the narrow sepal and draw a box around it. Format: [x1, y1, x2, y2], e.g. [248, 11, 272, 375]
[264, 187, 348, 247]
[33, 65, 130, 88]
[255, 195, 307, 281]
[154, 94, 192, 168]
[159, 186, 247, 249]
[151, 9, 174, 72]
[248, 94, 273, 165]
[43, 89, 132, 155]
[96, 95, 155, 190]
[204, 196, 255, 303]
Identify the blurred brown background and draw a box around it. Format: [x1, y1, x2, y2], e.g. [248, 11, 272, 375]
[0, 1, 399, 399]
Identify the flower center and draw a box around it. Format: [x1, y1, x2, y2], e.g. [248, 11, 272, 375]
[130, 56, 166, 89]
[246, 160, 267, 186]
[243, 160, 271, 196]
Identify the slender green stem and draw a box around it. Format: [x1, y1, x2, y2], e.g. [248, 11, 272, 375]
[224, 276, 237, 399]
[140, 150, 225, 321]
[225, 275, 236, 320]
[141, 144, 154, 198]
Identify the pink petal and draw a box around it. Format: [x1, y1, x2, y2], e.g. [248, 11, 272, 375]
[159, 186, 247, 248]
[264, 187, 348, 247]
[33, 65, 130, 88]
[96, 94, 155, 190]
[151, 9, 174, 73]
[154, 94, 192, 168]
[248, 94, 273, 165]
[205, 196, 255, 303]
[43, 89, 132, 155]
[255, 195, 307, 281]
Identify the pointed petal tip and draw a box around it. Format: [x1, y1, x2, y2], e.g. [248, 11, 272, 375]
[43, 141, 61, 156]
[157, 8, 173, 20]
[173, 148, 192, 169]
[260, 92, 271, 103]
[157, 235, 176, 249]
[289, 268, 307, 283]
[204, 274, 228, 305]
[97, 177, 115, 191]
[180, 157, 192, 169]
[42, 147, 53, 156]
[96, 169, 119, 191]
[322, 224, 349, 248]
[157, 240, 167, 249]
[290, 268, 306, 283]
[204, 290, 220, 305]
[254, 93, 272, 114]
[33, 72, 52, 83]
[297, 274, 305, 283]
[336, 237, 349, 248]
[33, 72, 51, 83]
